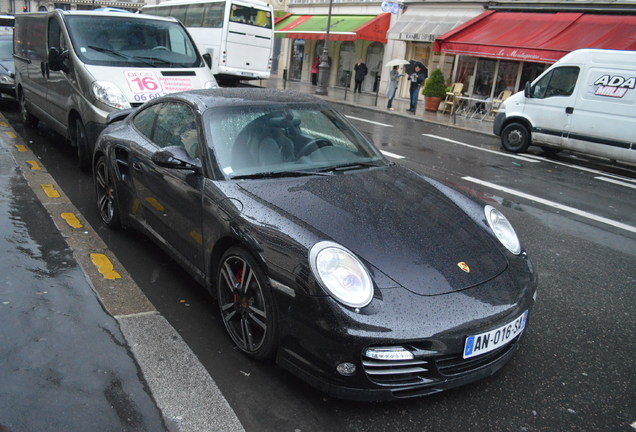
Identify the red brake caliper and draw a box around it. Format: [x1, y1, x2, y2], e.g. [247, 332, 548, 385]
[233, 267, 244, 303]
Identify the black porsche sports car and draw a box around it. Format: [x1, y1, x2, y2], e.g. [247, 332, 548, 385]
[93, 88, 537, 401]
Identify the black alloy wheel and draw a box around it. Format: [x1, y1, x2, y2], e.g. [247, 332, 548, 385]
[19, 91, 38, 128]
[95, 155, 121, 229]
[501, 122, 531, 153]
[217, 247, 277, 360]
[75, 119, 91, 171]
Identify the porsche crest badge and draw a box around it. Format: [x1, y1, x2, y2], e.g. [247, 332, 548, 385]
[457, 262, 470, 273]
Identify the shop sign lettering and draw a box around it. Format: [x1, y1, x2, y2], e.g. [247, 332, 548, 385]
[593, 75, 636, 98]
[403, 33, 436, 42]
[496, 49, 541, 60]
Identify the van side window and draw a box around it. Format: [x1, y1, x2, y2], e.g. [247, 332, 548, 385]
[47, 18, 66, 52]
[531, 66, 579, 99]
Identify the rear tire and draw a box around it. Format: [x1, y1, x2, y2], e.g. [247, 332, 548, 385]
[19, 91, 39, 128]
[94, 155, 121, 229]
[501, 122, 531, 153]
[74, 119, 91, 171]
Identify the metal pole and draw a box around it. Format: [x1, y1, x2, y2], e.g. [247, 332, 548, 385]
[315, 0, 333, 96]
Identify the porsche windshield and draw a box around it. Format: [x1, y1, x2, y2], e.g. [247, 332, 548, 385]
[204, 105, 385, 179]
[64, 16, 202, 68]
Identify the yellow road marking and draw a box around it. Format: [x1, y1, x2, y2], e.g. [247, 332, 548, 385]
[0, 121, 8, 127]
[26, 160, 41, 170]
[144, 197, 165, 211]
[90, 253, 122, 280]
[15, 144, 28, 152]
[5, 131, 16, 139]
[41, 184, 60, 198]
[61, 212, 83, 229]
[189, 231, 203, 245]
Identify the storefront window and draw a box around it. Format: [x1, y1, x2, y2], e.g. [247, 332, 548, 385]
[337, 41, 355, 88]
[455, 56, 477, 95]
[520, 62, 547, 88]
[494, 60, 518, 95]
[289, 39, 304, 81]
[473, 58, 496, 97]
[364, 42, 384, 93]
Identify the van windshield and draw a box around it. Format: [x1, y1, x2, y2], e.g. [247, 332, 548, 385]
[64, 16, 203, 68]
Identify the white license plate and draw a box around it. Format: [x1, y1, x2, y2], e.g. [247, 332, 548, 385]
[463, 311, 528, 359]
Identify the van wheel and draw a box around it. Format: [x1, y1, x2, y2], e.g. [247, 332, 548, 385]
[501, 123, 530, 153]
[74, 119, 91, 171]
[19, 91, 39, 128]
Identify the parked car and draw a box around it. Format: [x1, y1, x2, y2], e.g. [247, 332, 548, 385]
[0, 33, 15, 99]
[94, 88, 537, 401]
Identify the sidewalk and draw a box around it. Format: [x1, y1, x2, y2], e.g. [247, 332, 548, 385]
[257, 77, 495, 136]
[0, 117, 244, 432]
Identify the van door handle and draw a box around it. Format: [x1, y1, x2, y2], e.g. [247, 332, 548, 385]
[565, 107, 574, 114]
[132, 161, 143, 173]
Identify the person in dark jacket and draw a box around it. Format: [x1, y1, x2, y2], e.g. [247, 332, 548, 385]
[407, 65, 427, 113]
[353, 59, 368, 93]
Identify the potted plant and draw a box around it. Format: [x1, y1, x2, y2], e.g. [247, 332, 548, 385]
[422, 69, 447, 112]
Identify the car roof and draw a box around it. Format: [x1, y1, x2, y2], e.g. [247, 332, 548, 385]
[168, 88, 328, 110]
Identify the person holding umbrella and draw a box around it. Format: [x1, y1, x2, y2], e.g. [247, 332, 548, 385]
[386, 65, 404, 110]
[407, 63, 427, 113]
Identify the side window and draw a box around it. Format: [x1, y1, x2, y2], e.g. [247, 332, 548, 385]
[531, 66, 579, 99]
[132, 103, 162, 141]
[48, 17, 66, 51]
[153, 103, 199, 157]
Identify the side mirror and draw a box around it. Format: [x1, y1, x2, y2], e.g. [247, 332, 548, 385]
[202, 53, 212, 69]
[48, 47, 69, 73]
[524, 81, 531, 98]
[152, 146, 202, 173]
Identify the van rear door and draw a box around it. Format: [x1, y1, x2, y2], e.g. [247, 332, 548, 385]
[525, 66, 581, 148]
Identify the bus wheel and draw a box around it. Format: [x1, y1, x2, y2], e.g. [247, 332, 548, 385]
[74, 119, 91, 171]
[501, 122, 530, 153]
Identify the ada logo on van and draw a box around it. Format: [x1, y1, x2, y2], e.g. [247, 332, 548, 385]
[593, 75, 636, 98]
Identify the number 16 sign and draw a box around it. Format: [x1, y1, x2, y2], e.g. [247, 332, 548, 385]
[125, 70, 164, 94]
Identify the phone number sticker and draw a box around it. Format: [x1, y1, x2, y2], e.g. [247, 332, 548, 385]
[125, 70, 164, 94]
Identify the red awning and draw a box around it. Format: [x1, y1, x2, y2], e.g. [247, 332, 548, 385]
[434, 10, 636, 63]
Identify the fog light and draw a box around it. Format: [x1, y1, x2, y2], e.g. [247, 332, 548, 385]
[364, 346, 414, 361]
[336, 362, 357, 376]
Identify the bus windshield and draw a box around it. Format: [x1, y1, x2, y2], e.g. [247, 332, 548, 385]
[64, 16, 203, 68]
[229, 4, 272, 29]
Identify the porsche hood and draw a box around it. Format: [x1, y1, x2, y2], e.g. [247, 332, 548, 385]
[236, 166, 509, 296]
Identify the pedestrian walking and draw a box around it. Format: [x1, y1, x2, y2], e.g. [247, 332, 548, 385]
[311, 56, 320, 86]
[386, 65, 404, 110]
[407, 65, 426, 113]
[353, 58, 368, 93]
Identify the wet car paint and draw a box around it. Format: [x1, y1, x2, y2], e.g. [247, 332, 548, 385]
[93, 88, 537, 401]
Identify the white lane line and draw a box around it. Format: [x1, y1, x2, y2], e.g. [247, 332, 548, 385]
[595, 176, 636, 190]
[463, 176, 636, 234]
[423, 134, 539, 163]
[345, 115, 393, 128]
[380, 150, 405, 159]
[523, 154, 636, 184]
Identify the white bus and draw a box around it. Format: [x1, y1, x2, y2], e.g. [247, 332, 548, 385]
[143, 0, 274, 85]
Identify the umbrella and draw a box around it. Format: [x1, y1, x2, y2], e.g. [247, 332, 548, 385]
[405, 59, 427, 76]
[384, 59, 410, 68]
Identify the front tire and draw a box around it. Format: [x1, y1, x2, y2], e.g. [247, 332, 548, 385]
[95, 155, 121, 229]
[19, 91, 39, 128]
[74, 119, 91, 171]
[217, 247, 277, 360]
[501, 122, 531, 153]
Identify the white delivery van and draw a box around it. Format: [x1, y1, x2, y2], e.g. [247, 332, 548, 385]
[493, 49, 636, 164]
[14, 10, 218, 168]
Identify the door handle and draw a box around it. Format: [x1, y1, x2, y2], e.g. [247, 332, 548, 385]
[132, 161, 143, 172]
[565, 107, 574, 114]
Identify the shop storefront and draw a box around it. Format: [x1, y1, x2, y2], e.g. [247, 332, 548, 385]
[275, 13, 390, 90]
[435, 10, 636, 99]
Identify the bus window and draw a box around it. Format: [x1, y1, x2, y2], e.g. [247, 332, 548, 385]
[229, 4, 272, 29]
[202, 3, 224, 28]
[185, 4, 205, 27]
[170, 5, 187, 23]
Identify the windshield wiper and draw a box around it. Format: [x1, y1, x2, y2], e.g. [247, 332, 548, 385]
[133, 55, 173, 66]
[87, 46, 159, 67]
[316, 161, 383, 173]
[231, 170, 333, 180]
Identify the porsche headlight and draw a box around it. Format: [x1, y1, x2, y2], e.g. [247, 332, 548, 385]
[0, 74, 14, 85]
[309, 241, 373, 308]
[484, 205, 521, 255]
[91, 81, 131, 109]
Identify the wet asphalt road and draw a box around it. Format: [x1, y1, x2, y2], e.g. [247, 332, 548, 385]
[1, 98, 634, 432]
